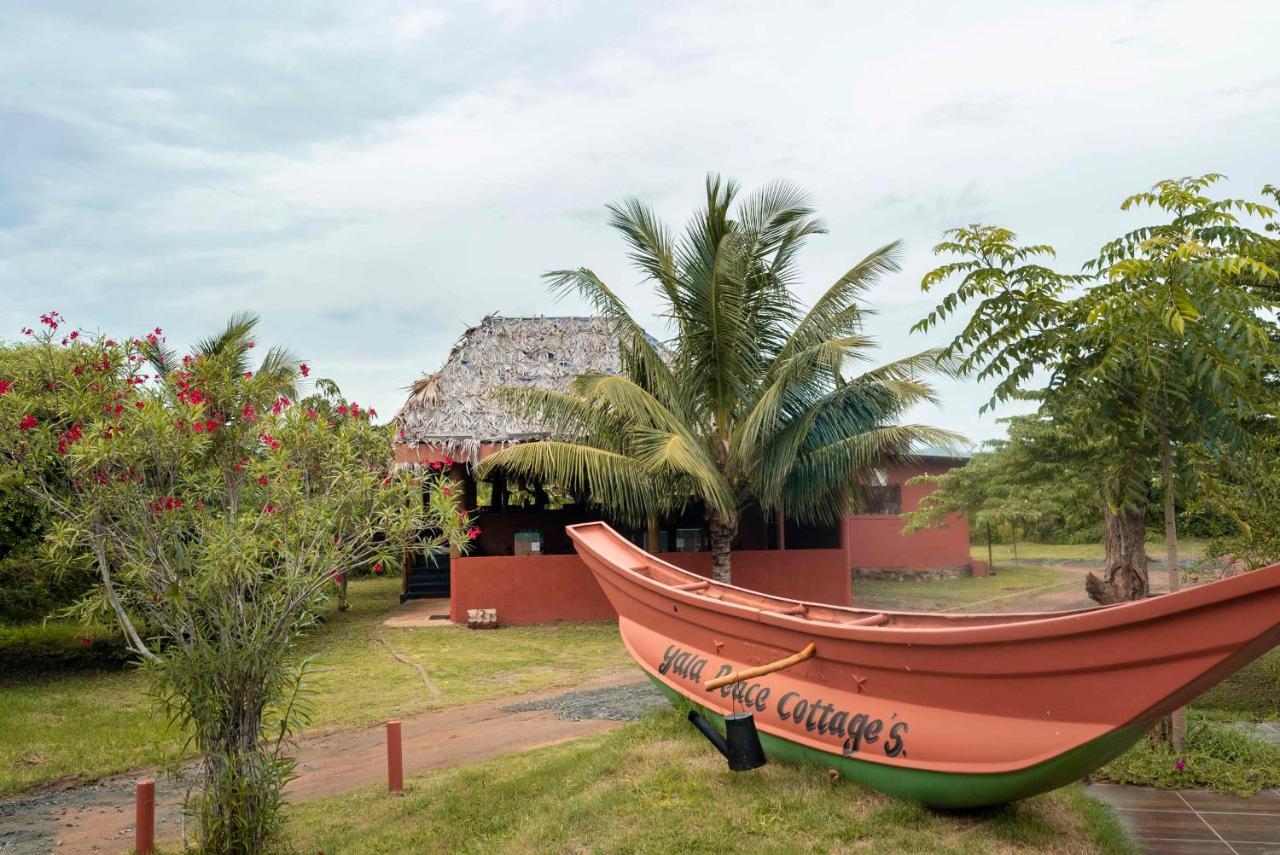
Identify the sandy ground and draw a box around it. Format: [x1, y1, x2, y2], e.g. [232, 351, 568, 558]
[0, 671, 663, 855]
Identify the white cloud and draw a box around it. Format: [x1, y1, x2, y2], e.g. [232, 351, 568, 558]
[1, 0, 1277, 439]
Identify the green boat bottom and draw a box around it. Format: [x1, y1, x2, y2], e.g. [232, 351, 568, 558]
[648, 675, 1146, 809]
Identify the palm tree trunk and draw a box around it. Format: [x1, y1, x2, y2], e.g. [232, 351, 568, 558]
[646, 514, 661, 553]
[1161, 425, 1187, 750]
[706, 506, 736, 584]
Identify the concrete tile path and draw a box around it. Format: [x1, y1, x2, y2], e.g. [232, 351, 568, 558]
[1086, 783, 1280, 854]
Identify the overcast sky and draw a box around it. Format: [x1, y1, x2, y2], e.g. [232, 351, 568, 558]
[2, 1, 1277, 443]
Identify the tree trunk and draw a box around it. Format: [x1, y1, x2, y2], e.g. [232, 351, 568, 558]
[646, 514, 661, 553]
[1086, 503, 1149, 605]
[707, 506, 736, 584]
[1161, 426, 1187, 750]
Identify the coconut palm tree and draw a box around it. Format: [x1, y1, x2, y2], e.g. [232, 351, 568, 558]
[143, 311, 301, 414]
[479, 175, 961, 582]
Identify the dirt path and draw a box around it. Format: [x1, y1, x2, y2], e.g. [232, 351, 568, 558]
[0, 671, 664, 855]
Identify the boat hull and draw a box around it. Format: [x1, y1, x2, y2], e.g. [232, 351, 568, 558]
[567, 522, 1280, 807]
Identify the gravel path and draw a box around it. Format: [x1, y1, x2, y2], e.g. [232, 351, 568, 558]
[0, 674, 660, 855]
[502, 681, 666, 721]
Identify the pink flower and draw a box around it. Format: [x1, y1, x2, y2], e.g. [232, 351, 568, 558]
[305, 409, 318, 420]
[466, 527, 481, 540]
[18, 414, 37, 432]
[260, 434, 281, 450]
[241, 403, 257, 421]
[244, 371, 253, 379]
[1175, 760, 1185, 772]
[300, 363, 310, 377]
[0, 380, 11, 396]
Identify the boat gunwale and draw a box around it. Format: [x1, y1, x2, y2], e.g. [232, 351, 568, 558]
[566, 521, 1280, 647]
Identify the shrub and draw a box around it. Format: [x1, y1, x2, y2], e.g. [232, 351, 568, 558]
[1097, 713, 1280, 796]
[0, 622, 133, 678]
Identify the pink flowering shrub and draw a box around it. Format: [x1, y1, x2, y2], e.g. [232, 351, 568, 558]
[0, 313, 470, 854]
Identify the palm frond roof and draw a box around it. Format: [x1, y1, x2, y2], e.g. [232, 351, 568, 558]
[394, 315, 627, 455]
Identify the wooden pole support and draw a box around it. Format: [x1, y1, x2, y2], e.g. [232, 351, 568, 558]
[386, 720, 404, 793]
[703, 642, 817, 691]
[135, 778, 155, 855]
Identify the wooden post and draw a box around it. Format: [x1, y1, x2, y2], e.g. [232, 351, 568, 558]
[986, 522, 994, 571]
[386, 720, 404, 792]
[135, 778, 155, 855]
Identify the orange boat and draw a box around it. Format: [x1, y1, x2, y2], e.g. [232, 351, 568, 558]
[566, 521, 1280, 808]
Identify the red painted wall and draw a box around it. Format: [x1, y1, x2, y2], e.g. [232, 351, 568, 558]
[845, 461, 972, 572]
[449, 548, 851, 624]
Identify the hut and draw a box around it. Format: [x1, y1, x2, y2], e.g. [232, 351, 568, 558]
[392, 314, 979, 619]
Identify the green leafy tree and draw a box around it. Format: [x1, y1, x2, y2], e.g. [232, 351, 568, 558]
[479, 175, 960, 582]
[917, 175, 1280, 609]
[904, 412, 1102, 547]
[0, 313, 469, 854]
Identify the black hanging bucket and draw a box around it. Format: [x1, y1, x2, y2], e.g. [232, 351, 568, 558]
[688, 710, 767, 771]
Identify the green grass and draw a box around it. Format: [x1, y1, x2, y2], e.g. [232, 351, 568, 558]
[969, 539, 1208, 564]
[1097, 711, 1280, 796]
[1193, 649, 1280, 721]
[282, 709, 1136, 855]
[854, 562, 1077, 612]
[0, 578, 631, 796]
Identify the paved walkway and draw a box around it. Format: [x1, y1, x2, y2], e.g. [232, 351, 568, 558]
[1087, 783, 1280, 854]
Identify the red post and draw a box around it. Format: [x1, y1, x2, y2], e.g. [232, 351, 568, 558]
[386, 720, 404, 792]
[135, 778, 156, 855]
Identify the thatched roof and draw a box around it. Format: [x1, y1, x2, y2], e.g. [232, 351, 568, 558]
[394, 315, 624, 456]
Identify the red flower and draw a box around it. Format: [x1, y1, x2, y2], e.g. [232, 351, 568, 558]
[373, 562, 384, 574]
[442, 487, 452, 495]
[77, 636, 93, 646]
[305, 409, 318, 420]
[193, 421, 205, 433]
[204, 420, 217, 432]
[241, 403, 257, 421]
[262, 503, 278, 513]
[135, 401, 145, 409]
[40, 311, 62, 331]
[260, 434, 281, 450]
[0, 380, 11, 396]
[69, 330, 78, 340]
[466, 527, 482, 539]
[244, 371, 253, 379]
[337, 405, 347, 416]
[247, 340, 255, 349]
[257, 476, 269, 486]
[18, 414, 37, 432]
[20, 327, 33, 336]
[300, 363, 310, 377]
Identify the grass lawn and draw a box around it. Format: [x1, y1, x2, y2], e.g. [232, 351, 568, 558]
[0, 577, 631, 796]
[283, 709, 1135, 855]
[853, 562, 1077, 612]
[970, 539, 1208, 564]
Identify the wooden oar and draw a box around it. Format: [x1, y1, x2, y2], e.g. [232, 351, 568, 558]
[703, 642, 817, 691]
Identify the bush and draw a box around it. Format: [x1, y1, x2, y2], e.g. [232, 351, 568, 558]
[0, 622, 133, 678]
[1096, 713, 1280, 796]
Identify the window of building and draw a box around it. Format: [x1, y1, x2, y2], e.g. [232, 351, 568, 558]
[860, 484, 902, 515]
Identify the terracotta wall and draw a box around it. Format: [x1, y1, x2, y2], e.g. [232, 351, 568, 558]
[449, 548, 851, 624]
[845, 461, 971, 572]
